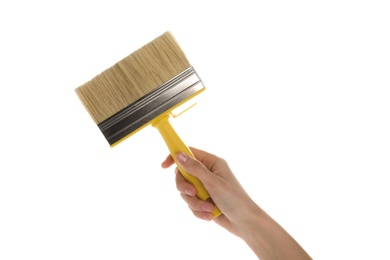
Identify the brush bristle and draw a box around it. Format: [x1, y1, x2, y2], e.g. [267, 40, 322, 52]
[75, 31, 191, 124]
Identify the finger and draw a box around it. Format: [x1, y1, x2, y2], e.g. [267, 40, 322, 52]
[188, 147, 221, 170]
[190, 208, 213, 221]
[180, 193, 215, 213]
[176, 170, 197, 196]
[176, 152, 218, 188]
[161, 154, 175, 169]
[190, 146, 233, 180]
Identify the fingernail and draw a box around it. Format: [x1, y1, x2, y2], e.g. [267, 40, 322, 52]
[202, 213, 213, 221]
[202, 204, 214, 213]
[176, 152, 188, 163]
[185, 189, 194, 196]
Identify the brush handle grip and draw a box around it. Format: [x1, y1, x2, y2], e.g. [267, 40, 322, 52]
[152, 115, 222, 218]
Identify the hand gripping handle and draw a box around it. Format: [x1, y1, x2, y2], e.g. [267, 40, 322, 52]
[152, 115, 222, 218]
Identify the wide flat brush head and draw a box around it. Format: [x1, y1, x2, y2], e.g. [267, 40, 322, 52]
[75, 31, 190, 124]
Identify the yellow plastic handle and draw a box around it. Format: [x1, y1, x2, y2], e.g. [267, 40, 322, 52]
[152, 114, 222, 218]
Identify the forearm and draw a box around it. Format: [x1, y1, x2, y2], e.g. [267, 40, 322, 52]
[238, 206, 312, 260]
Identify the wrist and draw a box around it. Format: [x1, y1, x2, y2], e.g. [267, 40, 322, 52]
[236, 205, 312, 260]
[234, 199, 267, 240]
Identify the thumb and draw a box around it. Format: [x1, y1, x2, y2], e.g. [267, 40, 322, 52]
[176, 152, 213, 187]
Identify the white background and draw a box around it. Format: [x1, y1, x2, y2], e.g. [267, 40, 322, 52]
[1, 1, 389, 259]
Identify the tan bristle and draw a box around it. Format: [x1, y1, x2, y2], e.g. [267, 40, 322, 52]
[75, 31, 191, 124]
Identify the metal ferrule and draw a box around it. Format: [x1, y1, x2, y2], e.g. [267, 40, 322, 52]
[98, 66, 205, 146]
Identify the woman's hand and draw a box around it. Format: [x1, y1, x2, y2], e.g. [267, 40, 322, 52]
[161, 147, 261, 236]
[161, 147, 312, 260]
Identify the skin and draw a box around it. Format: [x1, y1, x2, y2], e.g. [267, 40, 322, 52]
[161, 147, 312, 260]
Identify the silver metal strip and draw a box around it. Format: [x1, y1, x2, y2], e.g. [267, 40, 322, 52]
[98, 66, 205, 145]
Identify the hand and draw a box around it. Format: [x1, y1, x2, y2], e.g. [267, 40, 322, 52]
[161, 147, 312, 260]
[161, 147, 261, 237]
